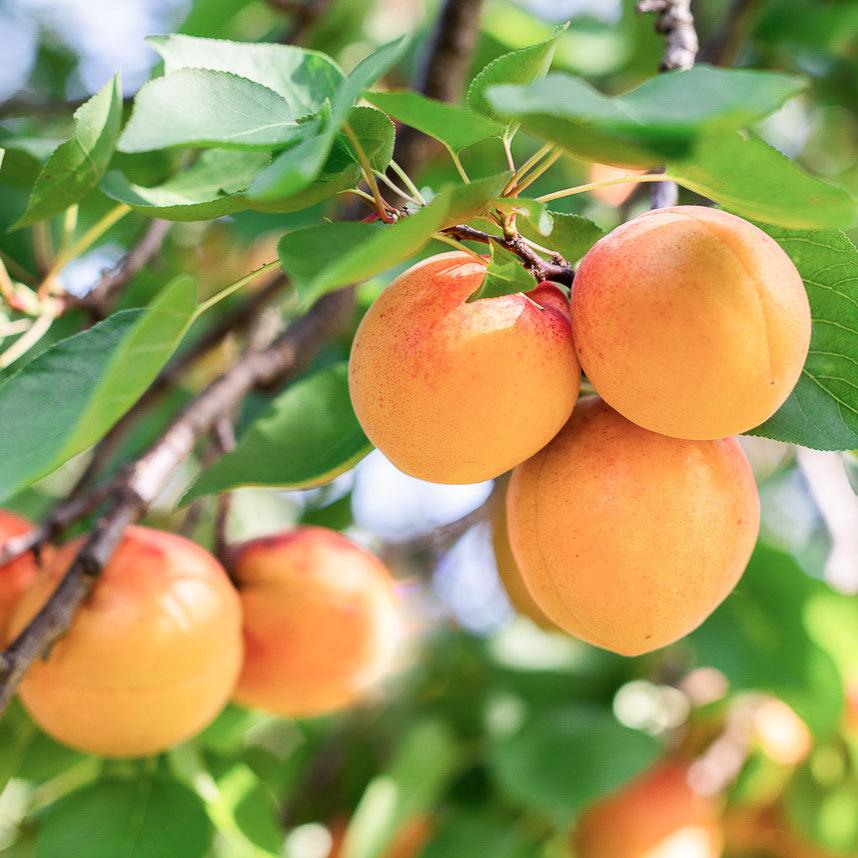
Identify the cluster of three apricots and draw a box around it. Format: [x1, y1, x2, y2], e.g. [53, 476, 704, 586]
[349, 205, 812, 656]
[0, 513, 401, 757]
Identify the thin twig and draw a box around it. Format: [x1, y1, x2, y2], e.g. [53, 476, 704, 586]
[66, 219, 171, 319]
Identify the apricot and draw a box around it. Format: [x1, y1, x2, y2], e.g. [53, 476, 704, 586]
[575, 762, 723, 858]
[587, 162, 647, 206]
[232, 526, 401, 717]
[490, 490, 555, 630]
[572, 205, 811, 440]
[0, 510, 39, 642]
[507, 397, 759, 655]
[348, 252, 580, 484]
[10, 526, 242, 757]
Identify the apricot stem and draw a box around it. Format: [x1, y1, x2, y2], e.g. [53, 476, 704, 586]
[513, 149, 563, 196]
[503, 143, 554, 196]
[389, 159, 426, 204]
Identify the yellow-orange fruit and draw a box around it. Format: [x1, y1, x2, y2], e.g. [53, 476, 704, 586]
[348, 252, 580, 484]
[575, 762, 723, 858]
[233, 527, 401, 717]
[490, 491, 555, 630]
[587, 162, 647, 206]
[10, 526, 242, 757]
[0, 510, 39, 642]
[572, 205, 811, 440]
[507, 397, 759, 655]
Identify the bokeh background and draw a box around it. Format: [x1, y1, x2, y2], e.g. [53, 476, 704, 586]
[2, 1, 858, 857]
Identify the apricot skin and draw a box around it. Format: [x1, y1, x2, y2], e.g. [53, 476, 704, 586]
[490, 490, 555, 630]
[0, 510, 39, 642]
[233, 526, 401, 718]
[507, 397, 759, 656]
[575, 763, 723, 858]
[572, 205, 811, 440]
[348, 252, 580, 484]
[10, 526, 242, 758]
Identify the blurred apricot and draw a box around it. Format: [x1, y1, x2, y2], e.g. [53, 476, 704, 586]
[233, 526, 401, 717]
[572, 206, 811, 440]
[575, 762, 723, 858]
[349, 252, 579, 483]
[587, 162, 647, 206]
[753, 699, 812, 766]
[0, 510, 39, 642]
[507, 397, 759, 655]
[10, 526, 242, 757]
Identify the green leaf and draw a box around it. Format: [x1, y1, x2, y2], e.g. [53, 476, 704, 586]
[468, 31, 561, 121]
[667, 134, 855, 229]
[437, 173, 511, 225]
[785, 760, 858, 854]
[517, 210, 605, 262]
[101, 150, 271, 220]
[118, 69, 316, 152]
[491, 706, 659, 827]
[343, 105, 396, 172]
[421, 812, 535, 858]
[344, 720, 463, 858]
[147, 33, 344, 116]
[689, 545, 843, 738]
[181, 363, 370, 504]
[36, 777, 212, 858]
[13, 75, 122, 228]
[749, 227, 858, 449]
[278, 195, 449, 306]
[248, 36, 409, 202]
[0, 276, 196, 502]
[487, 65, 807, 166]
[364, 90, 504, 152]
[467, 242, 533, 301]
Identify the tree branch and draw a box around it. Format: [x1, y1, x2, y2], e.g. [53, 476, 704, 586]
[637, 0, 699, 71]
[393, 0, 486, 176]
[698, 0, 764, 66]
[638, 0, 698, 208]
[442, 225, 573, 286]
[62, 219, 171, 319]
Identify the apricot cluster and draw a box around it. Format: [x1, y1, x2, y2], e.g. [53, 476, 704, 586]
[350, 206, 811, 655]
[0, 521, 400, 757]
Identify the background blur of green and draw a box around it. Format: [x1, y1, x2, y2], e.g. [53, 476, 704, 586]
[1, 1, 858, 856]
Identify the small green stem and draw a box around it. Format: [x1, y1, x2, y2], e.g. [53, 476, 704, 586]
[503, 143, 554, 196]
[514, 149, 563, 195]
[535, 172, 669, 204]
[432, 233, 487, 264]
[194, 259, 282, 317]
[447, 148, 471, 184]
[337, 188, 378, 207]
[60, 205, 79, 253]
[389, 159, 426, 204]
[375, 170, 422, 206]
[0, 311, 54, 369]
[40, 203, 131, 294]
[502, 132, 516, 173]
[343, 122, 396, 223]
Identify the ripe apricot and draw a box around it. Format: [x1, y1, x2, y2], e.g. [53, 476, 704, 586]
[507, 397, 759, 655]
[10, 526, 242, 757]
[575, 762, 723, 858]
[232, 526, 401, 717]
[0, 510, 39, 642]
[348, 252, 580, 484]
[572, 205, 811, 440]
[490, 490, 555, 630]
[587, 163, 647, 206]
